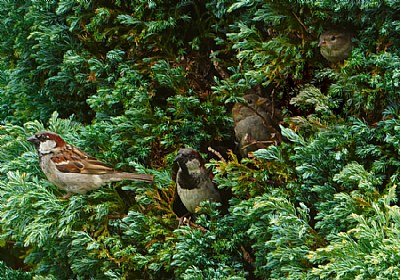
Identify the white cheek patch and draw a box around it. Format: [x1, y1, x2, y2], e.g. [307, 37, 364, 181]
[186, 159, 201, 173]
[39, 140, 57, 154]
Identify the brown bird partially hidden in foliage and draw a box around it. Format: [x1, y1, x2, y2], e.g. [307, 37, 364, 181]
[232, 94, 282, 157]
[172, 148, 221, 218]
[28, 131, 153, 197]
[319, 30, 352, 63]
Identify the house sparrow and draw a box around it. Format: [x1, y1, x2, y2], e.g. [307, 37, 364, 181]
[28, 131, 153, 196]
[172, 148, 221, 217]
[232, 94, 282, 157]
[319, 30, 352, 63]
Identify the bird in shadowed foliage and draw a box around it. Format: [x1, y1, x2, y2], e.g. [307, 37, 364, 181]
[172, 148, 221, 218]
[232, 94, 282, 157]
[319, 30, 352, 63]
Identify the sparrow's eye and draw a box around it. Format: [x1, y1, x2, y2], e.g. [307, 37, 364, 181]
[330, 36, 336, 41]
[38, 134, 49, 141]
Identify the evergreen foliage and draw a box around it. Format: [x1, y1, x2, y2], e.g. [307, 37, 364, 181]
[1, 0, 400, 279]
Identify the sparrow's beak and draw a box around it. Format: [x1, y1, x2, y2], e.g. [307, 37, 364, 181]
[27, 135, 39, 145]
[174, 153, 182, 165]
[173, 154, 183, 175]
[318, 40, 326, 47]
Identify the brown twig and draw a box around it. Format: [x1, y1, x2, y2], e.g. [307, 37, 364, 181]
[208, 146, 226, 163]
[211, 50, 230, 79]
[188, 219, 209, 233]
[240, 245, 255, 266]
[292, 11, 308, 33]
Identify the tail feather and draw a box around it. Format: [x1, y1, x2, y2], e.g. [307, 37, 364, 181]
[108, 172, 154, 183]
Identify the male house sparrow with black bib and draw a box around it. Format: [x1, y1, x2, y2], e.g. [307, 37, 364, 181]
[172, 148, 221, 217]
[232, 94, 282, 157]
[319, 30, 352, 63]
[28, 131, 153, 196]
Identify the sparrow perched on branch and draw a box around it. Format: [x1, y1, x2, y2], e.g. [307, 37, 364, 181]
[28, 131, 153, 196]
[232, 94, 282, 157]
[318, 30, 352, 63]
[172, 148, 221, 217]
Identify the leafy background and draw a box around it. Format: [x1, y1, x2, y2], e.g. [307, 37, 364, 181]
[1, 0, 400, 279]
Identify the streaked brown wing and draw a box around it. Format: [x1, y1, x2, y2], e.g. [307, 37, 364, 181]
[79, 158, 115, 174]
[51, 145, 115, 174]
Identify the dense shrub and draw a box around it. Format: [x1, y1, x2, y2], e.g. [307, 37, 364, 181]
[1, 0, 400, 279]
